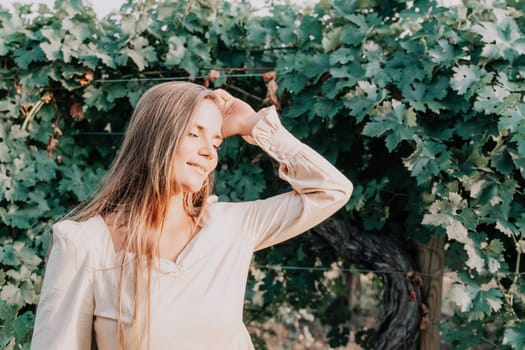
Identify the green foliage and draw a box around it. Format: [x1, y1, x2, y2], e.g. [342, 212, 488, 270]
[0, 0, 524, 348]
[503, 321, 525, 349]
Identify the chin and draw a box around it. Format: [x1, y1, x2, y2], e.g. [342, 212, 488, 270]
[181, 181, 206, 194]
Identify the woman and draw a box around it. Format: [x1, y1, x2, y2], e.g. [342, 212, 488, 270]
[31, 82, 353, 349]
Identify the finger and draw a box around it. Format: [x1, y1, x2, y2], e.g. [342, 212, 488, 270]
[214, 96, 226, 111]
[214, 88, 231, 97]
[214, 89, 233, 103]
[213, 90, 233, 114]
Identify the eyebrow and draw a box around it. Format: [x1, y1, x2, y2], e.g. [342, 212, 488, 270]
[195, 124, 223, 140]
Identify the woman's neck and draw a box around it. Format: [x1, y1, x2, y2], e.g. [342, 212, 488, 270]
[164, 194, 191, 230]
[158, 193, 196, 261]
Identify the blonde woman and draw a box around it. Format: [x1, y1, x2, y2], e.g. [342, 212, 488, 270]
[30, 82, 353, 349]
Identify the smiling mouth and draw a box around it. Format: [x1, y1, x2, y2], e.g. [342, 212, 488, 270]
[187, 162, 207, 175]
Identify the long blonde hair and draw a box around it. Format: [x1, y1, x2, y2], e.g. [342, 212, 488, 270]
[67, 81, 219, 349]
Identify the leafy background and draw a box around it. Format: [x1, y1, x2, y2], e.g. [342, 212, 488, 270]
[0, 0, 524, 348]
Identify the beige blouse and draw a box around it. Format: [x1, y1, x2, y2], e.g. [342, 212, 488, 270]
[30, 106, 353, 350]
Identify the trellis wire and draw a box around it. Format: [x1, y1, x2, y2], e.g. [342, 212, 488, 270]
[95, 72, 266, 84]
[254, 264, 525, 277]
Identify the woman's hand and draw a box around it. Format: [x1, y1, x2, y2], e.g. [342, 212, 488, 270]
[214, 89, 260, 138]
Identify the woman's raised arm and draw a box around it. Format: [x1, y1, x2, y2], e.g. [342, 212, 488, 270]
[233, 105, 353, 251]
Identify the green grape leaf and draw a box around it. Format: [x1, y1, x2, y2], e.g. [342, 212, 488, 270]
[402, 76, 448, 113]
[322, 27, 342, 52]
[83, 85, 116, 111]
[509, 149, 525, 179]
[474, 85, 511, 114]
[428, 39, 458, 67]
[123, 36, 158, 71]
[330, 47, 357, 65]
[13, 311, 34, 342]
[39, 28, 62, 61]
[298, 14, 322, 43]
[80, 43, 116, 68]
[313, 97, 343, 120]
[61, 18, 92, 41]
[0, 283, 23, 306]
[362, 100, 416, 152]
[447, 282, 477, 312]
[403, 139, 452, 184]
[344, 80, 385, 122]
[503, 322, 525, 349]
[498, 104, 525, 133]
[471, 17, 525, 61]
[450, 65, 486, 95]
[303, 54, 330, 82]
[186, 36, 211, 62]
[0, 38, 9, 56]
[13, 46, 46, 70]
[423, 192, 485, 272]
[278, 73, 308, 94]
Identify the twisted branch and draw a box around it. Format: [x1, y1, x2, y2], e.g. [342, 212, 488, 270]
[312, 219, 423, 350]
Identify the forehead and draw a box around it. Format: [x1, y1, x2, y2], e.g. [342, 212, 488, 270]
[190, 99, 223, 133]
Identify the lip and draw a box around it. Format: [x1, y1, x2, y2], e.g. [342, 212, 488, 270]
[186, 162, 207, 175]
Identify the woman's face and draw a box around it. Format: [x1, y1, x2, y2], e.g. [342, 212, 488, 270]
[173, 99, 223, 193]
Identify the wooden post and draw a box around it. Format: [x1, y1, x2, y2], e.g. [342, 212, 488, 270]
[416, 235, 445, 350]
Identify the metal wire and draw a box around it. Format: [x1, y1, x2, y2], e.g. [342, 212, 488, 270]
[254, 264, 524, 277]
[95, 73, 266, 83]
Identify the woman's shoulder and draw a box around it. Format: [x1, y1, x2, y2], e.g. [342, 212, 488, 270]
[52, 215, 109, 255]
[206, 195, 258, 214]
[204, 195, 264, 231]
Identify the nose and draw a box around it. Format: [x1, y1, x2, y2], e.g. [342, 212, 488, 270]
[198, 140, 215, 158]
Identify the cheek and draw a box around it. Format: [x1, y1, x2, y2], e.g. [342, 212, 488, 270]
[211, 157, 219, 169]
[176, 138, 193, 155]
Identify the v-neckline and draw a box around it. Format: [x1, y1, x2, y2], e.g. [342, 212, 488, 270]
[95, 214, 204, 272]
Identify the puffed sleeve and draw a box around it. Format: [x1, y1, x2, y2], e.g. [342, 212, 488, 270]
[240, 106, 353, 251]
[31, 220, 95, 350]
